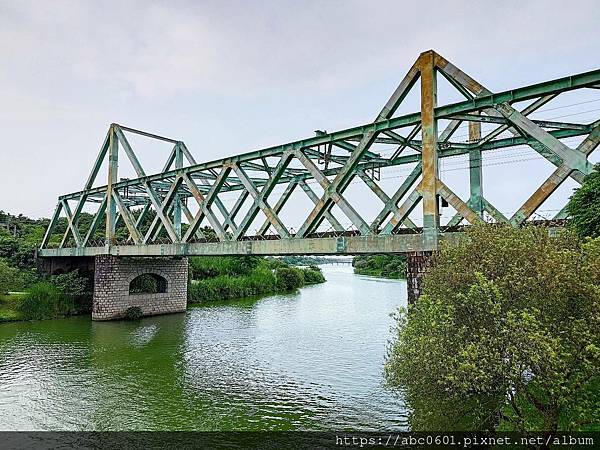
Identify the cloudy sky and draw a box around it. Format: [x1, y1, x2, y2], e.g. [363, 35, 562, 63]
[1, 0, 599, 225]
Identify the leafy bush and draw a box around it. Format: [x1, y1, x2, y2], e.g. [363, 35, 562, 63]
[301, 266, 326, 284]
[50, 269, 90, 297]
[125, 306, 143, 320]
[275, 267, 304, 291]
[130, 274, 158, 294]
[19, 282, 76, 320]
[129, 273, 167, 294]
[0, 258, 21, 295]
[567, 163, 600, 238]
[279, 255, 331, 266]
[265, 258, 287, 270]
[48, 269, 92, 313]
[386, 225, 600, 432]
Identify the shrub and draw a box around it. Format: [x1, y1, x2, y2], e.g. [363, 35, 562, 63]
[265, 258, 287, 270]
[125, 306, 143, 320]
[187, 257, 325, 303]
[301, 266, 326, 284]
[0, 258, 20, 295]
[19, 282, 75, 320]
[275, 267, 304, 291]
[48, 269, 92, 313]
[50, 269, 90, 297]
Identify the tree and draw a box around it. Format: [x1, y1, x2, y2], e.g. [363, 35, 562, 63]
[385, 225, 600, 432]
[567, 163, 600, 238]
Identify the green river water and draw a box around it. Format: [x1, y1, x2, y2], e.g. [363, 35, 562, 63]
[0, 266, 408, 431]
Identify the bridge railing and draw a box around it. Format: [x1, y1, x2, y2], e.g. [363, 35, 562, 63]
[38, 50, 600, 257]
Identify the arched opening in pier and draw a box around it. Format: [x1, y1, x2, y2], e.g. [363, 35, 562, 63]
[129, 273, 168, 294]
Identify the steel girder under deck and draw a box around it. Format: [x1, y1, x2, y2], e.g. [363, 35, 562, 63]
[39, 50, 600, 258]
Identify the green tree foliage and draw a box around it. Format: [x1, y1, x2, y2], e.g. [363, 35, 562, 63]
[18, 270, 93, 320]
[188, 268, 278, 303]
[386, 225, 600, 432]
[275, 267, 304, 291]
[50, 269, 91, 297]
[567, 163, 600, 238]
[0, 258, 21, 295]
[302, 265, 326, 284]
[353, 254, 407, 279]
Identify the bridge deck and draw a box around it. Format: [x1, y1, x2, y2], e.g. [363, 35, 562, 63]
[38, 232, 464, 257]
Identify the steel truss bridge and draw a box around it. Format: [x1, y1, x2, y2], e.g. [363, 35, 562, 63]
[38, 50, 600, 258]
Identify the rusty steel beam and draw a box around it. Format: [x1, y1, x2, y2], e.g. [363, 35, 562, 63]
[420, 51, 440, 249]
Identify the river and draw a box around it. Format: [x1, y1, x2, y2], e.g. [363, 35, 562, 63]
[0, 266, 408, 431]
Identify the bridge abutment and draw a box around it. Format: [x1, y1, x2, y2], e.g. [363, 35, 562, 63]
[92, 255, 188, 321]
[406, 251, 435, 305]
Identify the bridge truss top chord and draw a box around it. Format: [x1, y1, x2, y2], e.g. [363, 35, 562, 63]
[39, 50, 600, 257]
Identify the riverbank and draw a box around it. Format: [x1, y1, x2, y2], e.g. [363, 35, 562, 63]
[352, 254, 407, 279]
[0, 293, 25, 322]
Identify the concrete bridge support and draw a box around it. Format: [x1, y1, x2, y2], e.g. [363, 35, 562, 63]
[406, 251, 435, 305]
[92, 255, 188, 321]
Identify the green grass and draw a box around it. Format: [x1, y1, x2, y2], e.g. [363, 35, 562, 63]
[0, 292, 26, 322]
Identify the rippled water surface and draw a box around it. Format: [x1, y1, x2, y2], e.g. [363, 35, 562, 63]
[0, 266, 408, 430]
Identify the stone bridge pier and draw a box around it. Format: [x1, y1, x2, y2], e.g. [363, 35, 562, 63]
[92, 255, 188, 321]
[406, 251, 435, 305]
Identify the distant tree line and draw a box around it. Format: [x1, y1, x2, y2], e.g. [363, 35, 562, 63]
[276, 255, 332, 266]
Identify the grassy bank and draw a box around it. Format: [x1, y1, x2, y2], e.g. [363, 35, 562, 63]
[352, 254, 407, 279]
[188, 256, 325, 304]
[0, 293, 26, 322]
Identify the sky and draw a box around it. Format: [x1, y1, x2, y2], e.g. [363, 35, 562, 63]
[1, 0, 599, 229]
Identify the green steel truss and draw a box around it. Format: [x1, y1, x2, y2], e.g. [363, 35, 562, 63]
[39, 50, 600, 257]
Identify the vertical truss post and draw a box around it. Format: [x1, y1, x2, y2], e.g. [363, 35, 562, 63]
[106, 125, 119, 246]
[174, 143, 183, 239]
[468, 119, 484, 217]
[420, 51, 439, 249]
